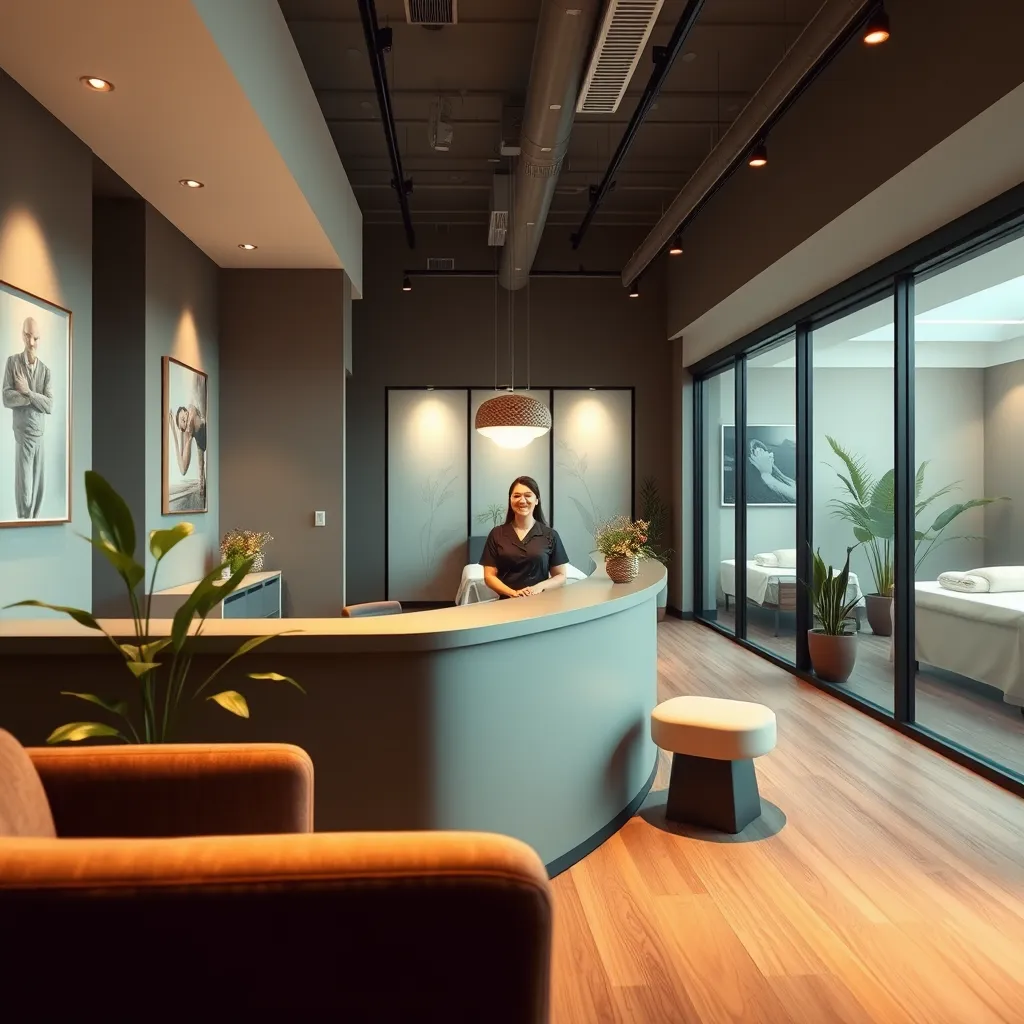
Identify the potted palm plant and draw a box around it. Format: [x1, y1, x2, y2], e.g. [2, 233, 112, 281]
[807, 547, 860, 684]
[826, 436, 1006, 636]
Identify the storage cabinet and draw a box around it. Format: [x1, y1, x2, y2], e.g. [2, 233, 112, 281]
[150, 571, 282, 620]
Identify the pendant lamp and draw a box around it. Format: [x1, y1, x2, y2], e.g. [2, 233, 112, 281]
[476, 199, 552, 448]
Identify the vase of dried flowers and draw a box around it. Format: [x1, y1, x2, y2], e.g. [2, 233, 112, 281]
[594, 516, 654, 585]
[220, 529, 273, 580]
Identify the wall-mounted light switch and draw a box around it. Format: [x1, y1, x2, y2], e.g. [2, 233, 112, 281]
[314, 511, 326, 527]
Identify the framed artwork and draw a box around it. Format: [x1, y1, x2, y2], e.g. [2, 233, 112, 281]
[722, 424, 797, 506]
[0, 280, 72, 527]
[162, 356, 208, 514]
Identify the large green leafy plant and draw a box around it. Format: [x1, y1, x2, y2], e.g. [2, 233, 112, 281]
[639, 476, 673, 567]
[825, 436, 1006, 596]
[5, 471, 302, 744]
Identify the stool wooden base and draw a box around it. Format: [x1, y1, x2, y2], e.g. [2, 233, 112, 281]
[665, 752, 762, 834]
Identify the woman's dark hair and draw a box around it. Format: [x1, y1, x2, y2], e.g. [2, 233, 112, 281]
[175, 406, 188, 423]
[505, 475, 547, 525]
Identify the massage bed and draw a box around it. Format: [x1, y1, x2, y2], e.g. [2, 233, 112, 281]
[719, 559, 864, 636]
[913, 582, 1024, 707]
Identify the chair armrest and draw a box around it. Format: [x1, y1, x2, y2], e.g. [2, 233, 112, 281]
[0, 830, 552, 1021]
[27, 743, 313, 837]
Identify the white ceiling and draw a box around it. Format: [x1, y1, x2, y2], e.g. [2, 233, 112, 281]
[0, 0, 362, 290]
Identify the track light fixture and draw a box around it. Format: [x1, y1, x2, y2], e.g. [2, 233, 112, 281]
[668, 233, 683, 256]
[863, 5, 890, 45]
[402, 276, 412, 292]
[748, 140, 768, 168]
[628, 282, 640, 298]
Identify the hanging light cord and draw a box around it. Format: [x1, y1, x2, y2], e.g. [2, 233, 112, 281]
[527, 276, 531, 391]
[508, 154, 515, 392]
[493, 245, 498, 392]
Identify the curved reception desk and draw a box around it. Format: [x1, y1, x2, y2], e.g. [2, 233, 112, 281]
[0, 562, 664, 874]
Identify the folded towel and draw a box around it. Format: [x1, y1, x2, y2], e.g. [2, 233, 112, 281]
[773, 548, 797, 569]
[754, 552, 779, 567]
[938, 571, 989, 594]
[965, 566, 1024, 593]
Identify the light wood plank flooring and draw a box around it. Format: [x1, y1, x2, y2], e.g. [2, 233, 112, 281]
[550, 619, 1024, 1024]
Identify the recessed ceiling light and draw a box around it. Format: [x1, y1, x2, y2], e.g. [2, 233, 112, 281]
[487, 157, 500, 162]
[863, 6, 891, 45]
[628, 282, 640, 298]
[549, 103, 561, 110]
[669, 231, 683, 256]
[682, 52, 697, 63]
[748, 140, 768, 168]
[178, 178, 204, 189]
[402, 276, 413, 292]
[540, 146, 552, 153]
[527, 221, 535, 226]
[238, 243, 258, 250]
[81, 76, 114, 92]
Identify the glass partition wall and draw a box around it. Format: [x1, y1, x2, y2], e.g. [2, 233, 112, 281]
[692, 199, 1024, 796]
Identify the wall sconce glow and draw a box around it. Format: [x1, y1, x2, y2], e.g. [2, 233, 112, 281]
[81, 76, 114, 92]
[475, 392, 552, 448]
[238, 243, 257, 250]
[178, 179, 204, 189]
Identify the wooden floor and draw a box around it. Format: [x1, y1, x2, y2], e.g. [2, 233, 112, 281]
[713, 605, 1024, 778]
[550, 619, 1024, 1024]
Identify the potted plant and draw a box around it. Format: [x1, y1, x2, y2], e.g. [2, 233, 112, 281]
[826, 436, 1007, 636]
[475, 503, 505, 531]
[221, 528, 273, 576]
[5, 471, 301, 744]
[806, 546, 860, 684]
[640, 476, 674, 618]
[594, 515, 654, 584]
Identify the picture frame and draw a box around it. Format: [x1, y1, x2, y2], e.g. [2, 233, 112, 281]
[722, 423, 797, 507]
[162, 356, 209, 514]
[0, 279, 72, 527]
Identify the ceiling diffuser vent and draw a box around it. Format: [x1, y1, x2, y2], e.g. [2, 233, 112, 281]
[404, 0, 457, 25]
[426, 257, 455, 270]
[576, 0, 664, 114]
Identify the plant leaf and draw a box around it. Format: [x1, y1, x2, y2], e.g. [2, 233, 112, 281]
[826, 436, 873, 503]
[84, 536, 145, 591]
[47, 721, 125, 744]
[150, 523, 195, 560]
[85, 470, 136, 558]
[570, 496, 596, 536]
[208, 690, 249, 718]
[141, 638, 173, 661]
[60, 692, 129, 718]
[124, 661, 160, 678]
[2, 600, 102, 631]
[171, 559, 253, 652]
[248, 671, 305, 694]
[928, 498, 1000, 534]
[119, 643, 140, 661]
[194, 631, 299, 698]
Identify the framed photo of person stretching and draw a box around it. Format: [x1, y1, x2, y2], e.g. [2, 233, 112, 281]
[0, 280, 72, 528]
[162, 356, 208, 514]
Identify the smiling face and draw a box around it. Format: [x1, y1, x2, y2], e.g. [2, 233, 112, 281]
[509, 482, 538, 518]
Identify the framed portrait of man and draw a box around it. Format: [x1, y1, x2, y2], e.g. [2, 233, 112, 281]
[0, 280, 72, 527]
[162, 356, 209, 514]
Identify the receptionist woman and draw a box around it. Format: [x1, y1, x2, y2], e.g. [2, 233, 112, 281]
[481, 476, 570, 598]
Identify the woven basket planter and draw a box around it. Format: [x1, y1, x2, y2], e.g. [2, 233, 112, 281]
[605, 554, 639, 584]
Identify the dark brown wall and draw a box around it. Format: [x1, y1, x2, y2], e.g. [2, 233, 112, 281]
[219, 270, 347, 617]
[668, 0, 1024, 334]
[347, 225, 672, 604]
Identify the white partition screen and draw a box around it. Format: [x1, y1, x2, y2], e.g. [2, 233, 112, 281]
[387, 390, 469, 602]
[552, 389, 633, 570]
[470, 389, 552, 540]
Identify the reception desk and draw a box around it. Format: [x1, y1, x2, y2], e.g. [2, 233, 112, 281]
[0, 562, 664, 874]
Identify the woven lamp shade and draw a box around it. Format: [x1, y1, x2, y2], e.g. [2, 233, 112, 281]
[475, 393, 552, 449]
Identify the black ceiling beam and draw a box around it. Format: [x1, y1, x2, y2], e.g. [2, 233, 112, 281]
[357, 0, 415, 250]
[570, 0, 708, 251]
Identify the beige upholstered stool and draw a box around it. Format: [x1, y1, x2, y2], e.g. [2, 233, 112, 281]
[651, 696, 777, 833]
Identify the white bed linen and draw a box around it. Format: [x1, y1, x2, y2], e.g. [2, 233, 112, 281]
[720, 559, 863, 608]
[914, 582, 1024, 706]
[455, 562, 588, 606]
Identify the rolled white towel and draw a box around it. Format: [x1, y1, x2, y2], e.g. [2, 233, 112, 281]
[965, 566, 1024, 593]
[773, 548, 797, 569]
[938, 571, 989, 594]
[754, 552, 779, 567]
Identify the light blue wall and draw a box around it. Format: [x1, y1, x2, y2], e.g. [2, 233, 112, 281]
[0, 72, 92, 619]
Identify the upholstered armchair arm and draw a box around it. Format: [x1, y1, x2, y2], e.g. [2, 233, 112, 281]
[0, 830, 552, 1021]
[27, 743, 313, 837]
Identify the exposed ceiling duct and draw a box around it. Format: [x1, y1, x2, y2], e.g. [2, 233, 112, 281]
[498, 0, 601, 291]
[621, 0, 876, 288]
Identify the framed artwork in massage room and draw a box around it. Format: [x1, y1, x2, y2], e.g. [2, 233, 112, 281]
[0, 280, 72, 528]
[722, 423, 797, 506]
[162, 356, 209, 514]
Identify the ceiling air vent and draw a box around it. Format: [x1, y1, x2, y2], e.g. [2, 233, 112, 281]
[426, 257, 455, 270]
[488, 173, 510, 247]
[576, 0, 664, 114]
[404, 0, 457, 25]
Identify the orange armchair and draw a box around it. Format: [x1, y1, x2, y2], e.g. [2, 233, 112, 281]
[0, 730, 552, 1021]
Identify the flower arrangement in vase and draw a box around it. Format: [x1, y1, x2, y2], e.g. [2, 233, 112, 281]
[594, 515, 655, 583]
[220, 529, 273, 578]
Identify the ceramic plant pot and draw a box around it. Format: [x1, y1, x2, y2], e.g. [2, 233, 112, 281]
[864, 593, 893, 636]
[807, 629, 857, 684]
[605, 554, 639, 584]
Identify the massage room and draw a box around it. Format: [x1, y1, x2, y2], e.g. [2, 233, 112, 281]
[698, 232, 1024, 776]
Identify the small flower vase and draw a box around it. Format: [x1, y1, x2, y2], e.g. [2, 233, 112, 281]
[251, 551, 265, 573]
[605, 554, 639, 584]
[220, 565, 231, 581]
